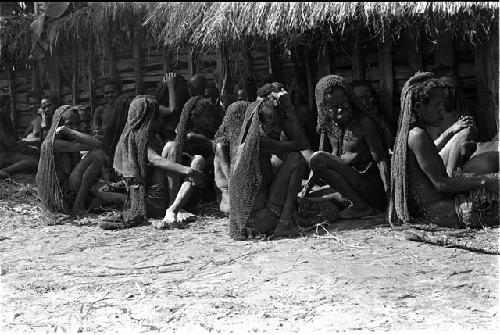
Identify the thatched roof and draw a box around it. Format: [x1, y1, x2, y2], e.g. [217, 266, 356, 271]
[145, 2, 499, 47]
[0, 2, 498, 66]
[0, 13, 34, 65]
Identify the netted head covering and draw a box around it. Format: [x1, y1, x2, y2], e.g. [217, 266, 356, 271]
[36, 105, 73, 214]
[229, 100, 263, 240]
[388, 71, 442, 225]
[113, 95, 158, 223]
[315, 75, 368, 154]
[102, 93, 134, 160]
[214, 101, 251, 159]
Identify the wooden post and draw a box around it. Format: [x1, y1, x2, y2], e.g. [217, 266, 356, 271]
[88, 37, 96, 118]
[435, 31, 455, 70]
[300, 45, 315, 112]
[6, 61, 17, 135]
[317, 44, 331, 80]
[268, 39, 283, 82]
[162, 47, 172, 73]
[104, 34, 118, 82]
[188, 47, 196, 76]
[133, 27, 143, 95]
[474, 38, 497, 141]
[71, 43, 78, 105]
[378, 38, 394, 123]
[432, 31, 456, 138]
[351, 29, 364, 80]
[407, 31, 424, 73]
[216, 43, 232, 106]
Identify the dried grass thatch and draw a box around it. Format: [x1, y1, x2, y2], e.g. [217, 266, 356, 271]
[1, 2, 498, 66]
[145, 2, 499, 47]
[0, 14, 34, 65]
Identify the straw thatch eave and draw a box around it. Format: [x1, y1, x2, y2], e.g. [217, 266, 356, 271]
[145, 2, 499, 48]
[0, 14, 34, 66]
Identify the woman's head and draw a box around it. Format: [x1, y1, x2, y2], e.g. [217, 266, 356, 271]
[256, 82, 286, 140]
[411, 78, 446, 127]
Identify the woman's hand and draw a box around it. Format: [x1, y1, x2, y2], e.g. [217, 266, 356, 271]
[449, 115, 475, 135]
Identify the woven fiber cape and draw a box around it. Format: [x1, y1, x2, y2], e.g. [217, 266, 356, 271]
[102, 93, 134, 161]
[113, 95, 157, 224]
[174, 96, 203, 148]
[315, 74, 391, 155]
[229, 100, 263, 240]
[214, 101, 251, 160]
[36, 105, 73, 214]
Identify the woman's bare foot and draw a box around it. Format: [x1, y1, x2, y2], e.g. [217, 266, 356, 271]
[219, 190, 230, 214]
[161, 209, 177, 227]
[271, 219, 302, 238]
[176, 210, 197, 224]
[338, 203, 375, 220]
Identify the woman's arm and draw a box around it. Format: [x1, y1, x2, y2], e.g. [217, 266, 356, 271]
[410, 127, 496, 193]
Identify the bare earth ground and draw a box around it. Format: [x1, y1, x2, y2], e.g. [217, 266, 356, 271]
[1, 175, 499, 334]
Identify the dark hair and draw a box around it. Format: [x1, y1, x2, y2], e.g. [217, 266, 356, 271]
[411, 78, 443, 108]
[104, 79, 123, 91]
[256, 82, 284, 98]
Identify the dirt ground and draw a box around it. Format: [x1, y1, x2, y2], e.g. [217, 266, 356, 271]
[1, 175, 499, 334]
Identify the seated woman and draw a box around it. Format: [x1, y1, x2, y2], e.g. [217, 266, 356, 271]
[388, 72, 498, 229]
[109, 95, 205, 229]
[161, 74, 225, 224]
[230, 83, 311, 240]
[213, 101, 251, 213]
[305, 75, 390, 219]
[22, 96, 56, 144]
[0, 94, 38, 179]
[36, 106, 107, 216]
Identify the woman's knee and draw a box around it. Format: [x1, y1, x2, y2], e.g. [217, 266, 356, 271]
[191, 154, 206, 171]
[162, 141, 181, 158]
[87, 149, 107, 165]
[309, 151, 328, 171]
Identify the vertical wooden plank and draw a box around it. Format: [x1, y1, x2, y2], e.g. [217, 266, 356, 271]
[317, 44, 331, 80]
[378, 38, 394, 123]
[6, 61, 17, 134]
[188, 47, 197, 76]
[71, 44, 77, 105]
[88, 37, 96, 119]
[351, 29, 364, 80]
[434, 31, 455, 70]
[474, 39, 497, 141]
[133, 27, 143, 95]
[431, 31, 456, 138]
[268, 39, 283, 82]
[162, 47, 172, 73]
[488, 29, 499, 135]
[301, 45, 315, 111]
[407, 31, 424, 74]
[216, 43, 232, 107]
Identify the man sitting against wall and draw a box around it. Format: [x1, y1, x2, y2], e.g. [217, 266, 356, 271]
[0, 93, 38, 179]
[22, 94, 57, 144]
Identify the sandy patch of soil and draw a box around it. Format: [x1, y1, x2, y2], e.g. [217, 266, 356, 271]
[0, 176, 498, 333]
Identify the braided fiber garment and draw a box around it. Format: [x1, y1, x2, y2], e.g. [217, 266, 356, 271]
[315, 75, 373, 155]
[454, 172, 499, 228]
[175, 96, 213, 148]
[102, 93, 134, 160]
[36, 105, 73, 214]
[113, 95, 157, 224]
[214, 101, 250, 159]
[229, 101, 263, 240]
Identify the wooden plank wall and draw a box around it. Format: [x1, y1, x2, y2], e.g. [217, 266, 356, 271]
[0, 29, 498, 141]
